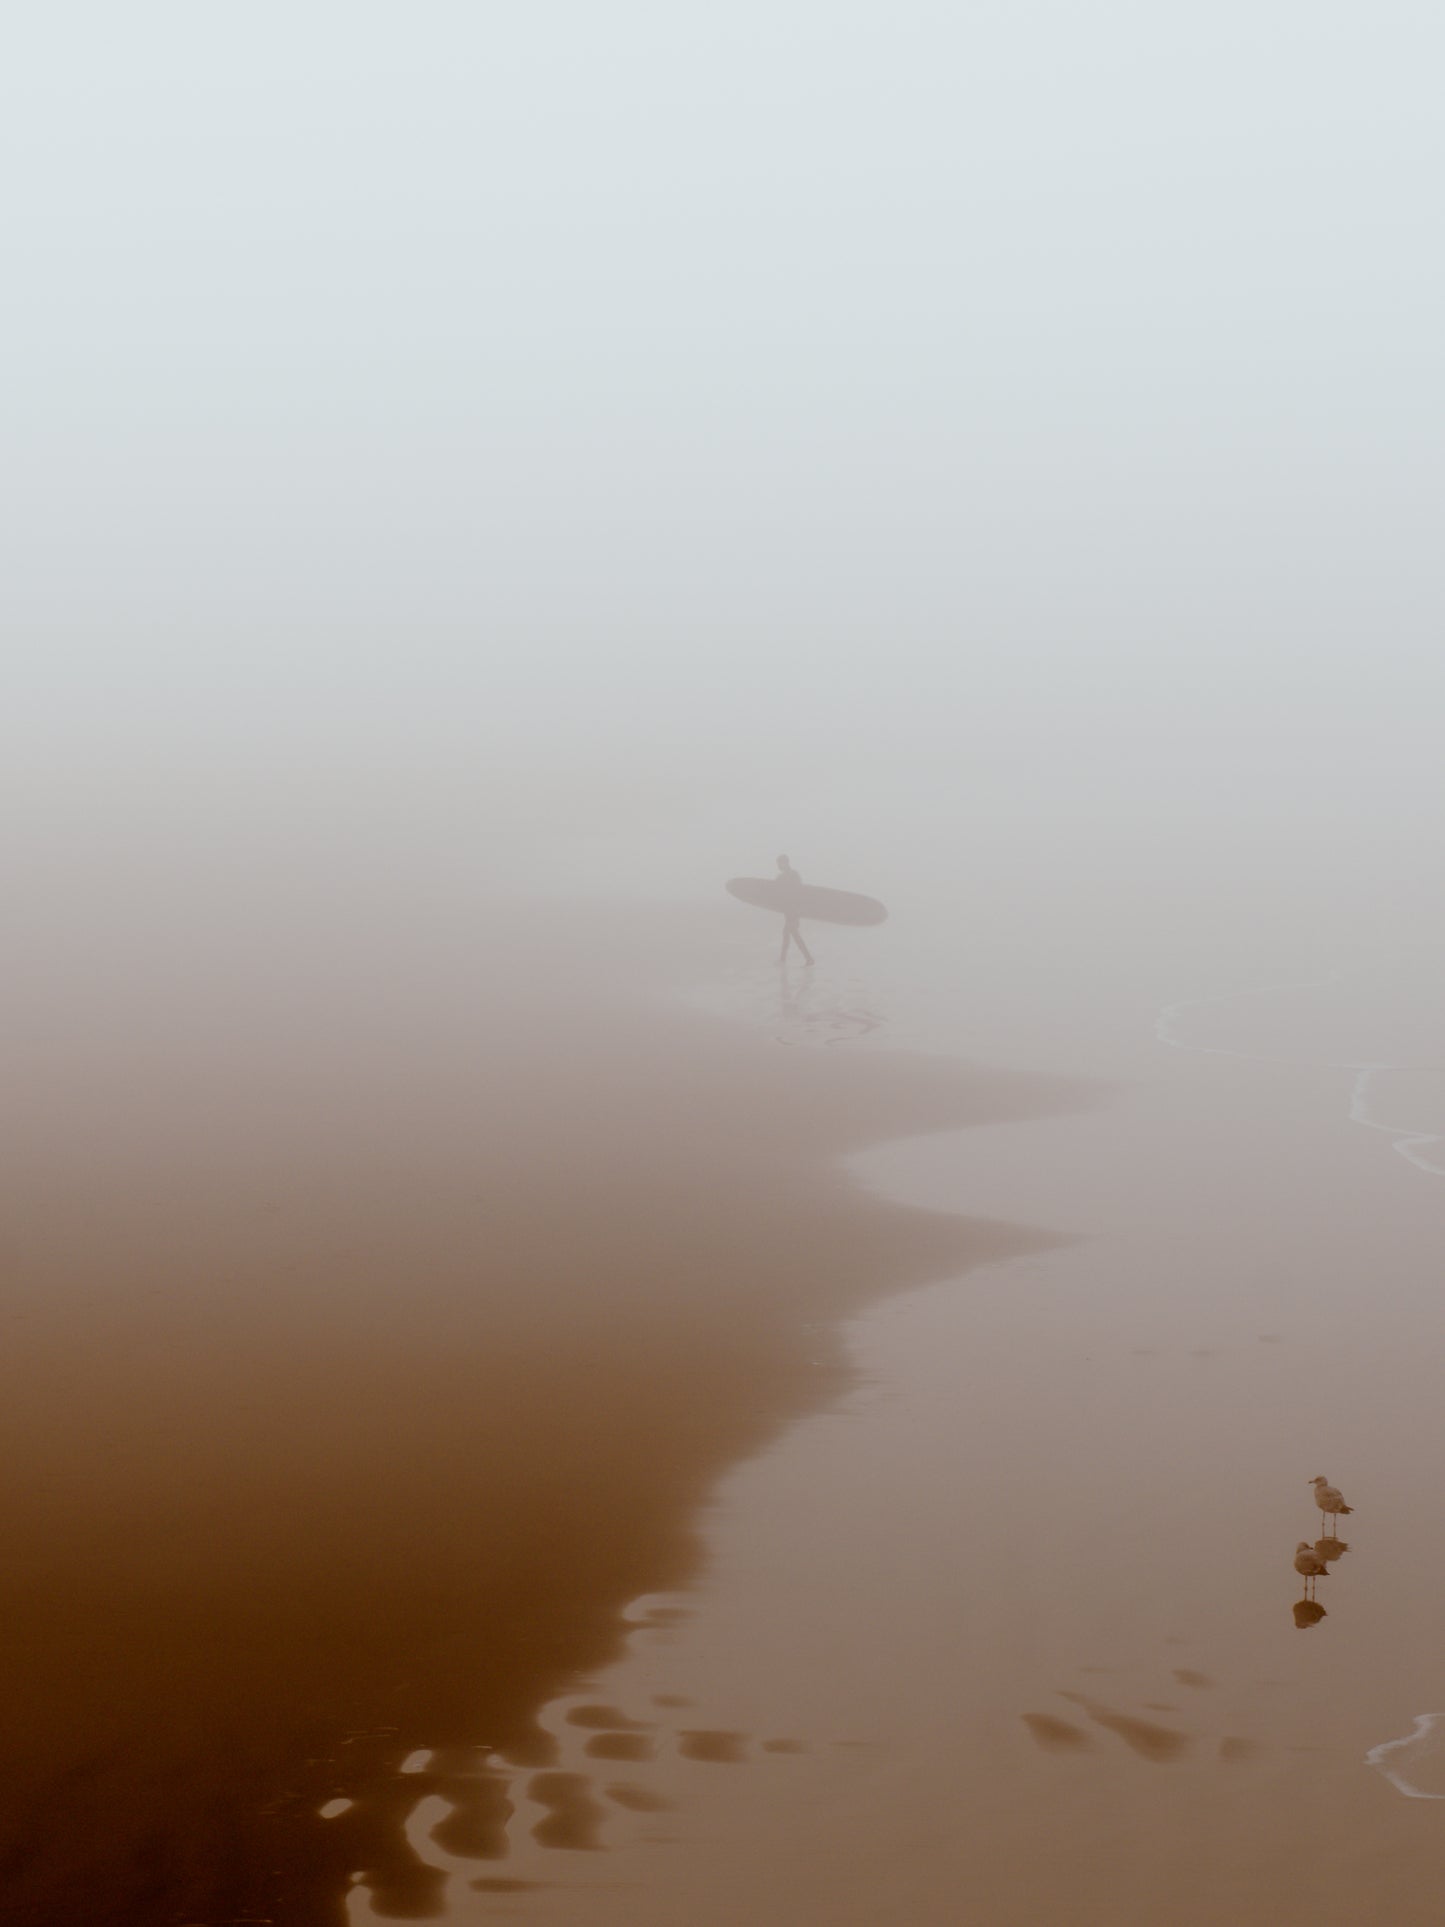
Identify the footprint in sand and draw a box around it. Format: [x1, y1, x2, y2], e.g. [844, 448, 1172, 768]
[341, 1676, 832, 1917]
[567, 1703, 651, 1731]
[1060, 1696, 1192, 1763]
[325, 1744, 518, 1917]
[677, 1729, 749, 1764]
[1021, 1714, 1096, 1753]
[1023, 1682, 1262, 1767]
[606, 1783, 674, 1814]
[469, 1686, 821, 1872]
[529, 1771, 607, 1851]
[428, 1773, 514, 1859]
[584, 1732, 656, 1762]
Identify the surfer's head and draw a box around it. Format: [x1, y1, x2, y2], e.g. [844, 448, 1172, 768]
[776, 853, 792, 872]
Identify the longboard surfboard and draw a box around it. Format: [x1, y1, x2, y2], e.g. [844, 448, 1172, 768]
[725, 877, 888, 927]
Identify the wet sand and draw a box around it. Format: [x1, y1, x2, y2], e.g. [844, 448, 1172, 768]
[401, 946, 1445, 1926]
[0, 881, 1087, 1926]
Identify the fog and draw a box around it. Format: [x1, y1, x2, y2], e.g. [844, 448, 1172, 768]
[5, 9, 1445, 1925]
[8, 2, 1444, 770]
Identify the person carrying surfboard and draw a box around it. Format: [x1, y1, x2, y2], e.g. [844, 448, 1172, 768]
[775, 855, 814, 966]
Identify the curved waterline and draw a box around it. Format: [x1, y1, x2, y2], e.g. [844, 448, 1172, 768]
[1365, 1714, 1445, 1800]
[1154, 966, 1445, 1177]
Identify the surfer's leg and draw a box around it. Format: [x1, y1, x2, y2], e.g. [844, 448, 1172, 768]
[783, 916, 813, 966]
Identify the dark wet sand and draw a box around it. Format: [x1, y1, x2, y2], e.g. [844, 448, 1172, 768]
[0, 887, 1088, 1925]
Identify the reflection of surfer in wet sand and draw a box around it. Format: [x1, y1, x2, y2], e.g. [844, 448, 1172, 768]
[775, 854, 814, 966]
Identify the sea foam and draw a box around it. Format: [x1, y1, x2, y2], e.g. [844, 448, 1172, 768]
[1365, 1714, 1445, 1799]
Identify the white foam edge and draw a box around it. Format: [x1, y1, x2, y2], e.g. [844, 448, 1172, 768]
[1364, 1712, 1445, 1799]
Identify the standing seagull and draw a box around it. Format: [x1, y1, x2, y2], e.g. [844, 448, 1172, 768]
[1294, 1541, 1330, 1590]
[1310, 1476, 1353, 1531]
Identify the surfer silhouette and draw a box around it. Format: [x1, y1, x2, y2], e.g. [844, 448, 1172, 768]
[775, 855, 814, 966]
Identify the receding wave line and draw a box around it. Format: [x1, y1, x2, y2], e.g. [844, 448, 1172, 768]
[1154, 967, 1445, 1178]
[1365, 1714, 1445, 1799]
[1347, 1068, 1445, 1176]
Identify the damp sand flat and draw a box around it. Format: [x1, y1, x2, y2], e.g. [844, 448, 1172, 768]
[412, 1024, 1445, 1927]
[0, 889, 1087, 1927]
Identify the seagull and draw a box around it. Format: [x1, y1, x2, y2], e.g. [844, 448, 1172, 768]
[1310, 1476, 1353, 1530]
[1294, 1541, 1330, 1582]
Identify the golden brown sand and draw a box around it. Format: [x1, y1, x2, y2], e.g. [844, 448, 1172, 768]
[0, 890, 1086, 1925]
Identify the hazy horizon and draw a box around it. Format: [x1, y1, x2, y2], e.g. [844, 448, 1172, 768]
[8, 2, 1444, 768]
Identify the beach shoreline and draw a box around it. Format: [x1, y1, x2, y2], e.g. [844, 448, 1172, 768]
[0, 891, 1091, 1926]
[418, 1003, 1445, 1927]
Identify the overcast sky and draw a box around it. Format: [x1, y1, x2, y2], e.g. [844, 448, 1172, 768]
[6, 2, 1443, 756]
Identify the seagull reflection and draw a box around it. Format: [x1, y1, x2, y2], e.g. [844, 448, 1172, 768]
[1293, 1598, 1328, 1630]
[1315, 1536, 1349, 1564]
